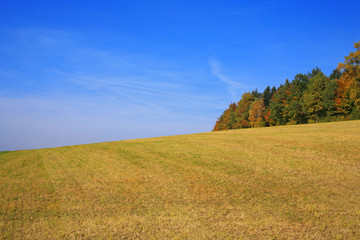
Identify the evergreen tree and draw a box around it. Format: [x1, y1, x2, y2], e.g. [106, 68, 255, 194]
[269, 82, 291, 125]
[303, 70, 328, 122]
[251, 88, 262, 99]
[308, 67, 322, 79]
[263, 86, 271, 107]
[322, 78, 337, 117]
[284, 74, 308, 124]
[329, 69, 342, 80]
[270, 86, 277, 97]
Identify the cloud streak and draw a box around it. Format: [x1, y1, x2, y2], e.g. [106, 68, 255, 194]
[0, 28, 228, 150]
[209, 58, 246, 100]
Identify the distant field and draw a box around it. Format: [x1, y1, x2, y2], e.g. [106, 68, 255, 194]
[1, 121, 360, 239]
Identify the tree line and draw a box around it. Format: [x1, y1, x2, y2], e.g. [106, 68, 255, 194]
[213, 41, 360, 131]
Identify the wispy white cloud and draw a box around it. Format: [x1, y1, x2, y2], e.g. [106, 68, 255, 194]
[209, 58, 247, 100]
[0, 28, 227, 150]
[1, 28, 224, 107]
[53, 71, 225, 108]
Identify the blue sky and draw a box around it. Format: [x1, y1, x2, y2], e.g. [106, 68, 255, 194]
[1, 0, 360, 150]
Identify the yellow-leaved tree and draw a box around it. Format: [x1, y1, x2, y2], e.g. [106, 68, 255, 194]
[249, 98, 265, 127]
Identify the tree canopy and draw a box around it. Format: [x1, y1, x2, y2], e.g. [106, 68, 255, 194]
[213, 40, 360, 131]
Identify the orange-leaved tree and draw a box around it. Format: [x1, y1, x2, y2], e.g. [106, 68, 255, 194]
[336, 40, 360, 118]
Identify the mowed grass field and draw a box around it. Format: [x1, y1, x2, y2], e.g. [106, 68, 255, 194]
[1, 121, 360, 239]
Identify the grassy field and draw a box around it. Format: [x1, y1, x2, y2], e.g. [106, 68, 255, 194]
[1, 120, 360, 239]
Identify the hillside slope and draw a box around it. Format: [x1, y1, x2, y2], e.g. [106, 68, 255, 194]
[1, 121, 360, 239]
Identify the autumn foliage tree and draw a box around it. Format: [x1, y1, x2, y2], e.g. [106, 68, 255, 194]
[249, 98, 265, 127]
[336, 40, 360, 119]
[234, 92, 255, 128]
[213, 102, 237, 131]
[213, 40, 360, 131]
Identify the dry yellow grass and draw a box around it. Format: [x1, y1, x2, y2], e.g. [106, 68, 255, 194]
[1, 120, 360, 239]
